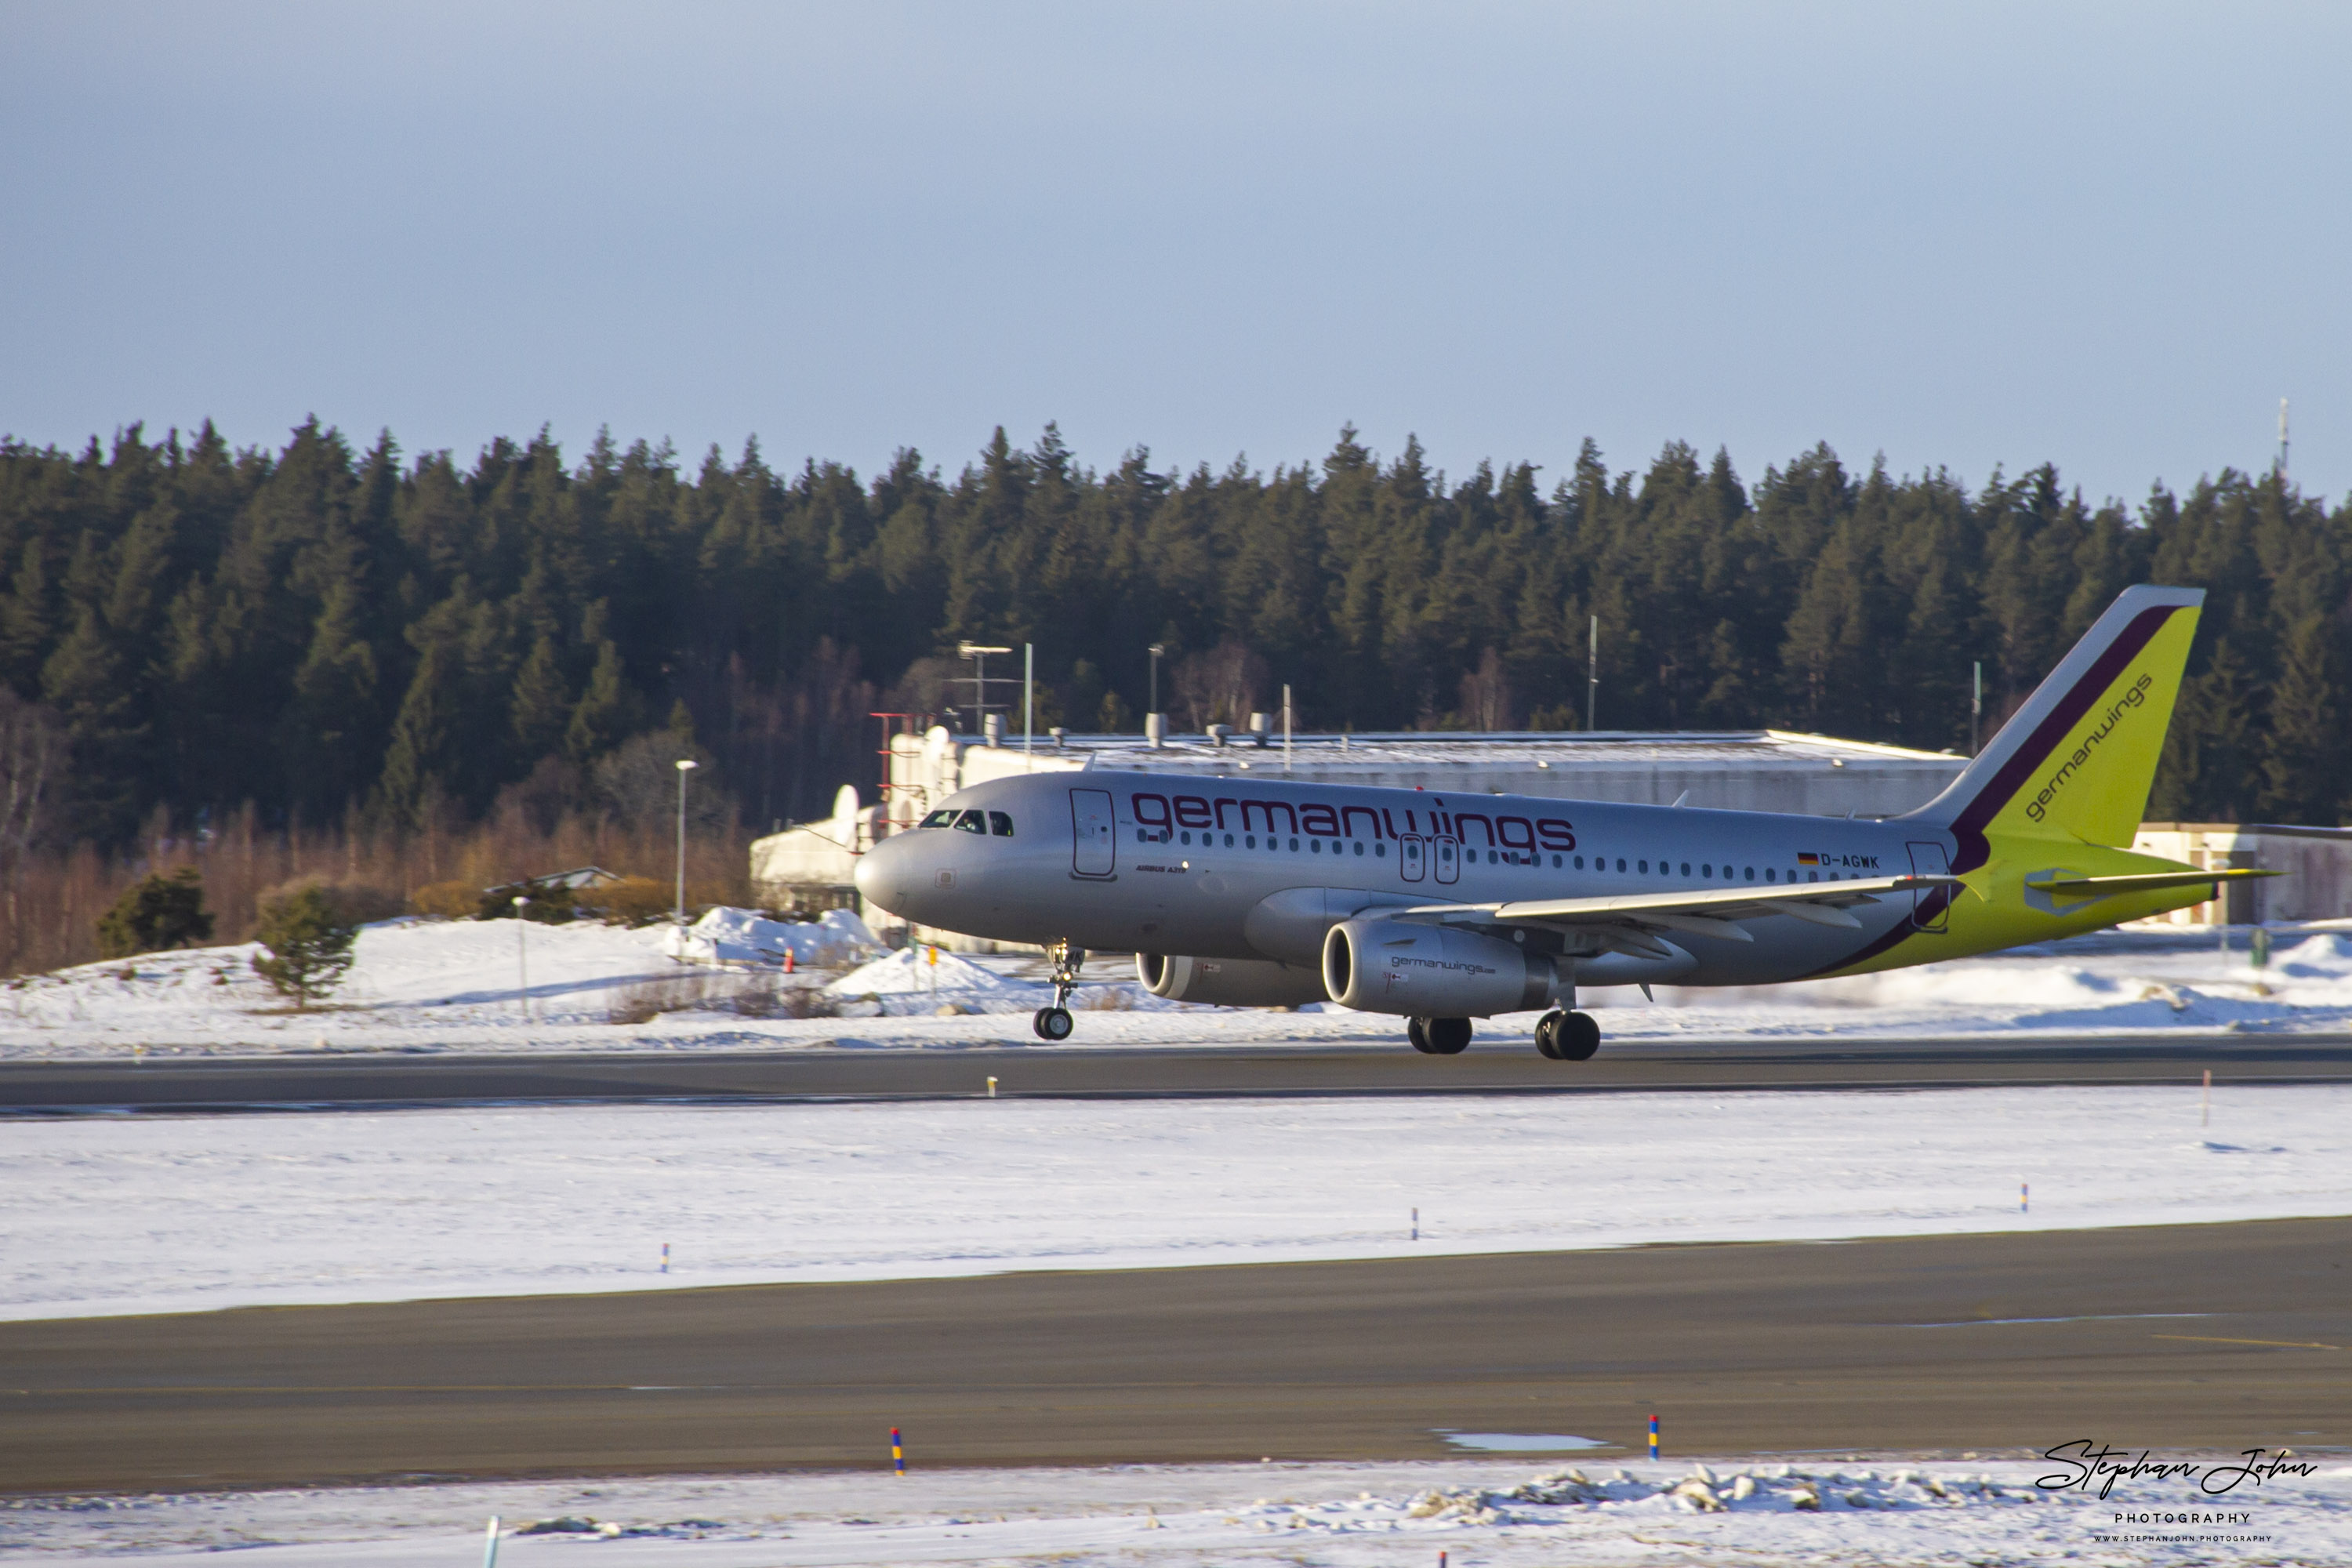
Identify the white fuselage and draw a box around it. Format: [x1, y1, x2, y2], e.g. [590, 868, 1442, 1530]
[856, 769, 1951, 987]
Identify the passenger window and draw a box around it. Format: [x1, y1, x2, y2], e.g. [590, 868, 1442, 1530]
[989, 811, 1014, 837]
[1766, 867, 1777, 882]
[1680, 862, 1690, 876]
[1573, 855, 1584, 869]
[1353, 841, 1364, 856]
[1616, 858, 1626, 872]
[1744, 866, 1755, 880]
[953, 810, 985, 833]
[1703, 864, 1712, 877]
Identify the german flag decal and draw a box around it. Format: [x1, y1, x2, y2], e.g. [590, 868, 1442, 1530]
[1797, 852, 1820, 865]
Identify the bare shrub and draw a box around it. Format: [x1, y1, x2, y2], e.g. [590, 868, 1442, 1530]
[409, 880, 478, 920]
[260, 877, 406, 928]
[607, 970, 837, 1024]
[1079, 985, 1137, 1011]
[771, 982, 840, 1019]
[597, 876, 676, 927]
[608, 975, 717, 1025]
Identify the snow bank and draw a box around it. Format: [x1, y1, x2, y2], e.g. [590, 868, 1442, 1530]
[659, 906, 880, 968]
[4, 1084, 2346, 1319]
[5, 1457, 2346, 1566]
[827, 942, 1021, 996]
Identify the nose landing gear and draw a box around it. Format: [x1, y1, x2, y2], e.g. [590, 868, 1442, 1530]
[1031, 939, 1085, 1041]
[1534, 1010, 1602, 1060]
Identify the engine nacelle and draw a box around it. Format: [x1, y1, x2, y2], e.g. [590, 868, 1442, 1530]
[1322, 917, 1563, 1018]
[1136, 953, 1330, 1007]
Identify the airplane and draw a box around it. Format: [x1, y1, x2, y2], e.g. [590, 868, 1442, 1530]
[855, 585, 2270, 1058]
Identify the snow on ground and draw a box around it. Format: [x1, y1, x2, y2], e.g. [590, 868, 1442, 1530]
[4, 1084, 2346, 1320]
[659, 908, 880, 969]
[5, 1457, 2347, 1566]
[2, 918, 2350, 1059]
[826, 943, 1033, 996]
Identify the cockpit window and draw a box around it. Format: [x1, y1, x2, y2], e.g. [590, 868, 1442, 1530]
[989, 811, 1015, 837]
[953, 809, 987, 833]
[920, 809, 956, 828]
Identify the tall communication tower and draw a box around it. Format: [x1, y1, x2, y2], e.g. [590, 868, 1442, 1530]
[2278, 397, 2290, 479]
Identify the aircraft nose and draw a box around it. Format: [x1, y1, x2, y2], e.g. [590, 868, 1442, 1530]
[855, 831, 921, 916]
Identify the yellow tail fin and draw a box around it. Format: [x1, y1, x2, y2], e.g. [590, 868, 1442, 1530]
[1907, 586, 2203, 866]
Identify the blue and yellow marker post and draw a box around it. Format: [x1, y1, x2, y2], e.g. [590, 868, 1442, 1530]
[891, 1427, 905, 1475]
[1648, 1414, 1659, 1461]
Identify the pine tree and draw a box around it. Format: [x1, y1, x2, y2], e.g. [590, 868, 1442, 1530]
[2258, 615, 2347, 823]
[0, 539, 53, 694]
[41, 601, 146, 840]
[285, 582, 381, 815]
[96, 868, 213, 958]
[250, 884, 358, 1009]
[564, 639, 637, 762]
[509, 633, 571, 762]
[378, 641, 456, 828]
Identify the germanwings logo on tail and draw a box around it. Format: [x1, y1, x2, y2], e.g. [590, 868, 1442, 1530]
[2023, 672, 2155, 825]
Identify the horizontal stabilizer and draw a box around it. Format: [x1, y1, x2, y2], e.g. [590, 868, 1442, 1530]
[2027, 868, 2280, 899]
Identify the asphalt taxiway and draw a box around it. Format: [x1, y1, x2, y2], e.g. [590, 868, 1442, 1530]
[2, 1218, 2345, 1493]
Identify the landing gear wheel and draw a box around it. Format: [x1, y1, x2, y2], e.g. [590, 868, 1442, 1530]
[1557, 1010, 1601, 1061]
[1424, 1016, 1472, 1055]
[1034, 938, 1086, 1042]
[1533, 1011, 1566, 1059]
[1406, 1017, 1435, 1054]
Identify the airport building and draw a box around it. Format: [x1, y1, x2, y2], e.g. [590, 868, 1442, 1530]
[751, 719, 1973, 942]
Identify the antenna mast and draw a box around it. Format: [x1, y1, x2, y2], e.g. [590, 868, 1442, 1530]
[2278, 397, 2290, 480]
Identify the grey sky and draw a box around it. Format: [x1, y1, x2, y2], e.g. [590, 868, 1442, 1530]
[5, 2, 2345, 503]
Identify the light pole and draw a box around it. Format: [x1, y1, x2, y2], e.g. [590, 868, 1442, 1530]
[957, 641, 1011, 733]
[673, 759, 699, 927]
[1148, 644, 1165, 724]
[511, 895, 530, 1022]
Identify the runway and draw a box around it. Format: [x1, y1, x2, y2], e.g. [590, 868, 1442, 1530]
[3, 1033, 2350, 1112]
[2, 1218, 2344, 1493]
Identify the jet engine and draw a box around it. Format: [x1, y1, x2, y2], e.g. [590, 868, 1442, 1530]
[1135, 953, 1330, 1007]
[1321, 917, 1563, 1017]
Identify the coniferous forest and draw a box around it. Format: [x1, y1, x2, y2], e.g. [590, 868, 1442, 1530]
[0, 416, 2344, 972]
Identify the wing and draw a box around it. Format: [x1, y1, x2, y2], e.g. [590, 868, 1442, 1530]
[1393, 875, 1966, 953]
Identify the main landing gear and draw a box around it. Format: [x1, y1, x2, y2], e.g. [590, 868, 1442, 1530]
[1032, 939, 1085, 1041]
[1534, 1009, 1602, 1061]
[1407, 1012, 1602, 1059]
[1406, 1016, 1472, 1055]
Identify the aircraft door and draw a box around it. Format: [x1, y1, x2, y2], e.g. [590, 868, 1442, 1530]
[1071, 789, 1116, 877]
[1906, 840, 1951, 931]
[1434, 834, 1460, 884]
[1399, 834, 1425, 882]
